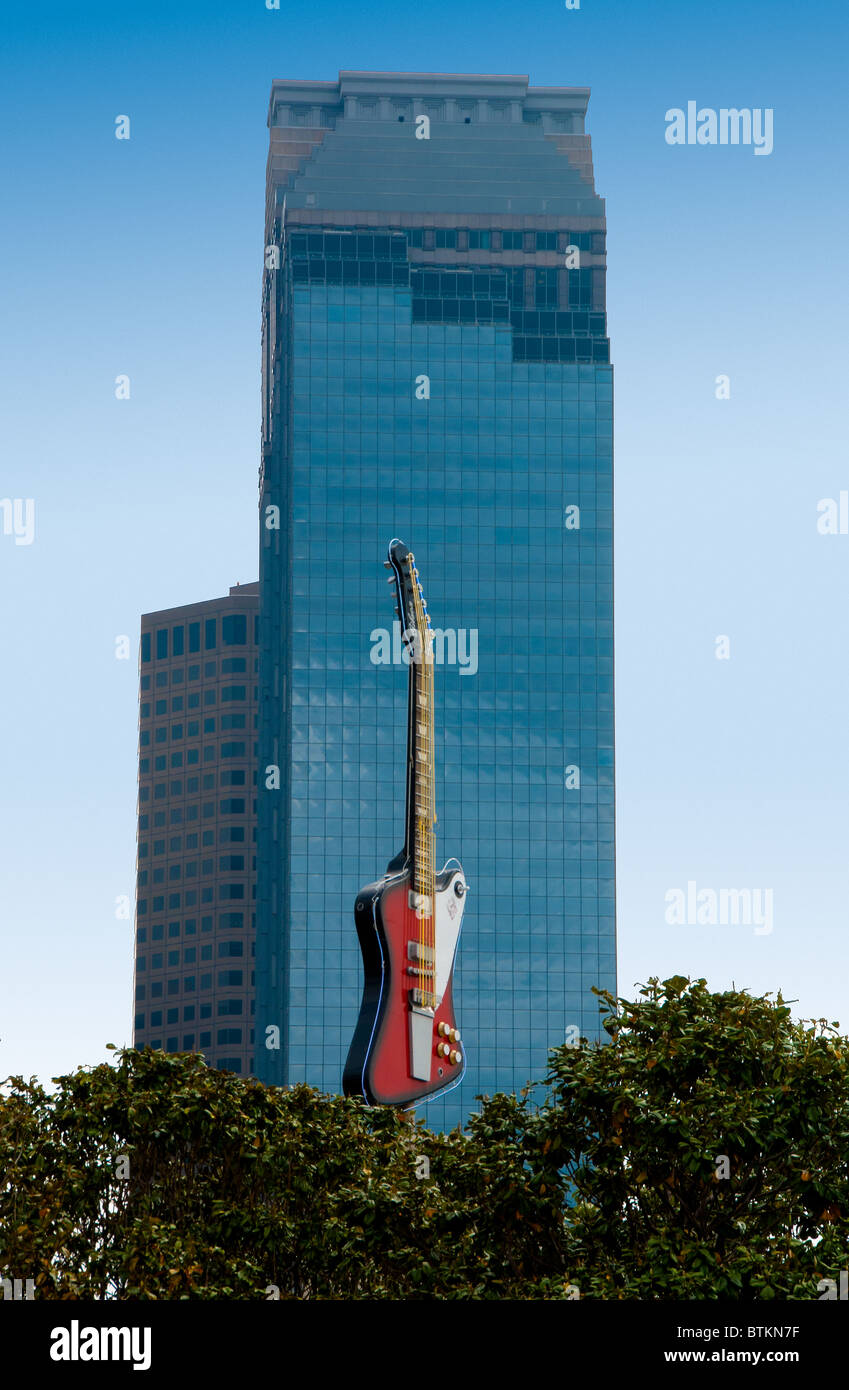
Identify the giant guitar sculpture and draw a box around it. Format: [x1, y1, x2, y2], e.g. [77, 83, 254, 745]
[343, 539, 468, 1107]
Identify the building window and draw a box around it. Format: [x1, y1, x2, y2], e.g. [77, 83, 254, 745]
[156, 629, 168, 660]
[141, 633, 151, 663]
[222, 614, 247, 645]
[172, 625, 185, 656]
[204, 619, 217, 650]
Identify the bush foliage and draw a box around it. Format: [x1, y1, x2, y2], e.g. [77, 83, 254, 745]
[2, 977, 848, 1299]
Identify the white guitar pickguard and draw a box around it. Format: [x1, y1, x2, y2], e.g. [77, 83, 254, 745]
[433, 865, 467, 1006]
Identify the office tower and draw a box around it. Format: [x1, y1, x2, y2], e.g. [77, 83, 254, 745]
[257, 72, 615, 1128]
[133, 583, 259, 1078]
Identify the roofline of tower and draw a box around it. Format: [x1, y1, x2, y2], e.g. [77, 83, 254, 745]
[268, 71, 591, 126]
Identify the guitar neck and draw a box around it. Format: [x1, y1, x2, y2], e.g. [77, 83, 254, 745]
[405, 574, 435, 904]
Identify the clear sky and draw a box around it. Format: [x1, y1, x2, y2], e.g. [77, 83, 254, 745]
[2, 0, 847, 1088]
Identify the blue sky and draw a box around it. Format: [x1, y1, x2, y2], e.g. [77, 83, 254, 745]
[1, 0, 848, 1086]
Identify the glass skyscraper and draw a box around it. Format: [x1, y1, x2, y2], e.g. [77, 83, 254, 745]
[257, 71, 615, 1129]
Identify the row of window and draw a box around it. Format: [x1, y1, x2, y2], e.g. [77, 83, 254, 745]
[141, 615, 255, 663]
[142, 685, 250, 721]
[135, 986, 246, 1009]
[513, 337, 610, 364]
[138, 800, 252, 832]
[140, 942, 246, 967]
[141, 693, 252, 717]
[404, 269, 598, 310]
[139, 773, 252, 803]
[143, 718, 249, 743]
[136, 913, 248, 942]
[410, 230, 597, 253]
[141, 734, 250, 756]
[140, 828, 250, 855]
[137, 888, 255, 916]
[135, 1015, 254, 1037]
[137, 871, 250, 894]
[138, 852, 252, 872]
[139, 660, 257, 692]
[287, 230, 598, 258]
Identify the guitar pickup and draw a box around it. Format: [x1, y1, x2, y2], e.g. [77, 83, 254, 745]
[407, 941, 434, 964]
[408, 891, 432, 917]
[410, 988, 435, 1010]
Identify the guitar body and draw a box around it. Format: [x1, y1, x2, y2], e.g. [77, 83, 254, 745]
[344, 858, 468, 1106]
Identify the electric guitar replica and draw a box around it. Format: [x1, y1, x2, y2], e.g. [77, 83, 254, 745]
[343, 539, 468, 1107]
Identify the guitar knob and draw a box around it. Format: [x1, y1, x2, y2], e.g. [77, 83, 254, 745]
[450, 1028, 461, 1044]
[436, 1042, 449, 1058]
[438, 1021, 450, 1037]
[449, 1049, 462, 1065]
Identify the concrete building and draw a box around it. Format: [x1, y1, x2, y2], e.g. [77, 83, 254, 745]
[133, 582, 259, 1077]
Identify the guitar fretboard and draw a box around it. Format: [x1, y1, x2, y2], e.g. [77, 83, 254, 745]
[408, 557, 436, 1008]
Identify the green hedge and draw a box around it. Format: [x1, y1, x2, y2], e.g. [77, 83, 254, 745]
[2, 977, 847, 1299]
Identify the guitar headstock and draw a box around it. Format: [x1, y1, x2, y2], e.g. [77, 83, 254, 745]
[385, 538, 432, 664]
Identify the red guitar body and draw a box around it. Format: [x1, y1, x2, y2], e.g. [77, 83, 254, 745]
[344, 861, 467, 1106]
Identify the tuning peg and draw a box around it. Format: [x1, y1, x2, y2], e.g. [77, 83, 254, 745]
[394, 606, 401, 619]
[387, 575, 396, 584]
[383, 560, 393, 569]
